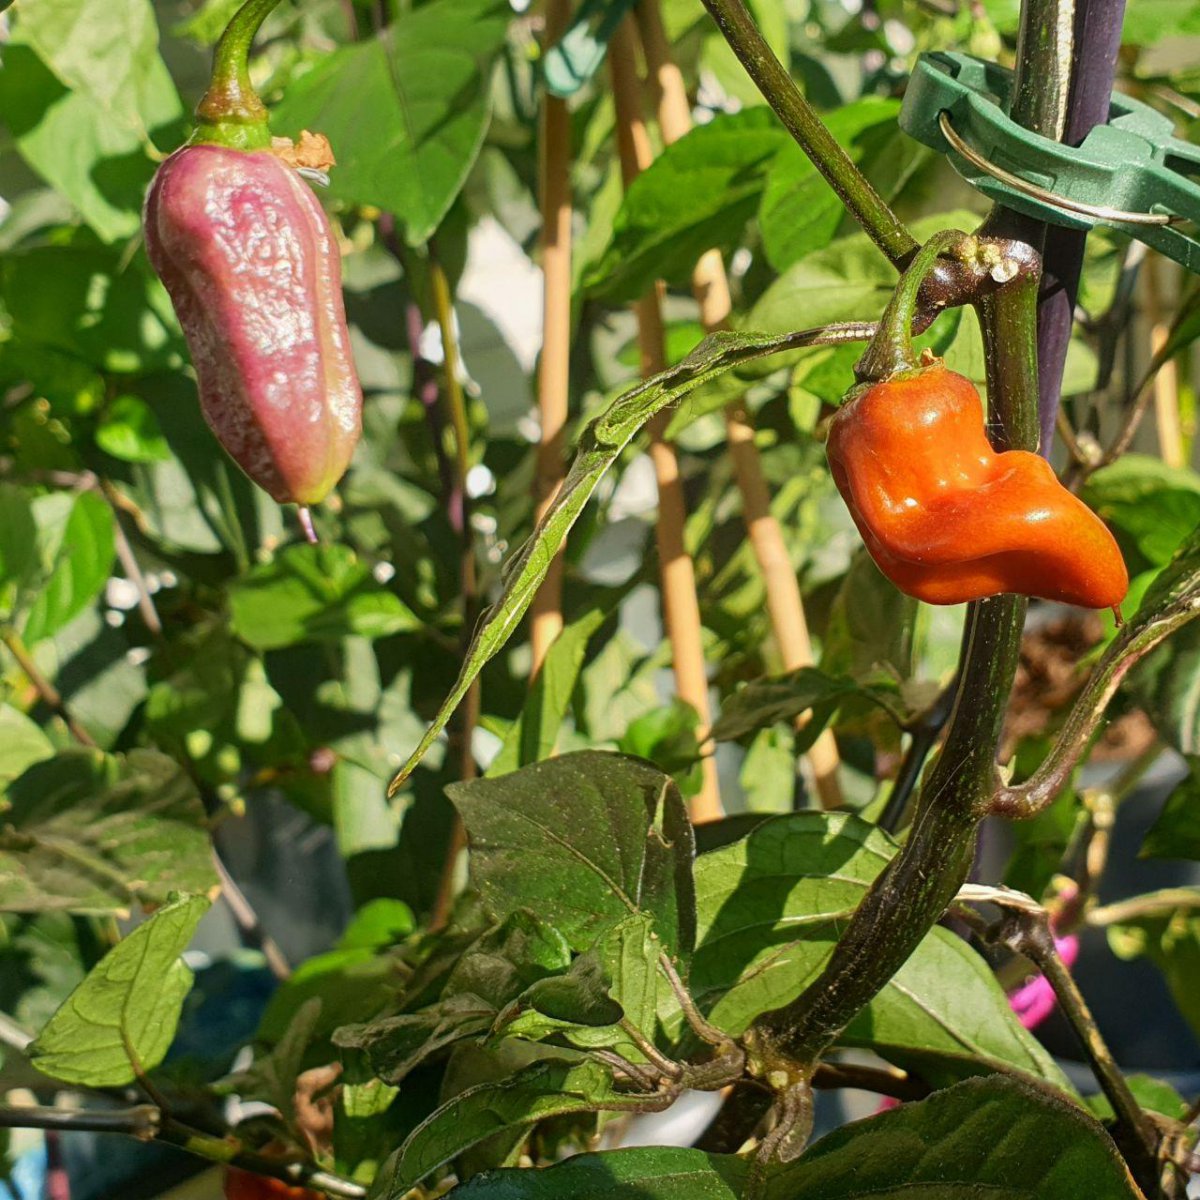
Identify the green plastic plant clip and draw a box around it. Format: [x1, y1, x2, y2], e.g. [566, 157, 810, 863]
[899, 51, 1200, 275]
[543, 0, 637, 98]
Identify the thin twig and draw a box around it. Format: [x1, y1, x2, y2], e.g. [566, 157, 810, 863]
[1, 629, 97, 748]
[528, 0, 574, 678]
[212, 854, 292, 981]
[1087, 889, 1200, 927]
[658, 952, 727, 1048]
[0, 1106, 159, 1138]
[635, 0, 842, 810]
[1145, 253, 1185, 469]
[609, 15, 722, 822]
[98, 479, 162, 636]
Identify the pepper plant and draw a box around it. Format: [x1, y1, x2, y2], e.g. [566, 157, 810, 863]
[2, 0, 1200, 1198]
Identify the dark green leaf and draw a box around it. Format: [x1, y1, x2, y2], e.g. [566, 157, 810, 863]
[95, 394, 171, 463]
[224, 998, 323, 1128]
[0, 749, 218, 915]
[28, 893, 210, 1086]
[447, 1146, 747, 1198]
[766, 1075, 1139, 1198]
[447, 751, 696, 958]
[711, 667, 875, 743]
[1082, 456, 1200, 571]
[685, 813, 1070, 1089]
[271, 0, 511, 245]
[371, 1059, 640, 1197]
[0, 705, 54, 786]
[229, 543, 420, 650]
[1141, 761, 1200, 860]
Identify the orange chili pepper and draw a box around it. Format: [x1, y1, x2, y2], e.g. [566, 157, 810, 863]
[827, 362, 1128, 608]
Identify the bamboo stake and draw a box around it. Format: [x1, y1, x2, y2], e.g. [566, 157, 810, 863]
[609, 17, 722, 822]
[1144, 252, 1184, 469]
[634, 0, 842, 809]
[529, 0, 575, 676]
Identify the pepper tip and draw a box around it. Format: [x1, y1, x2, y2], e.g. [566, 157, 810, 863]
[297, 505, 318, 544]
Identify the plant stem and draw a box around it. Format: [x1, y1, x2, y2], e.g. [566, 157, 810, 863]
[609, 15, 722, 822]
[428, 252, 482, 928]
[697, 0, 915, 267]
[634, 0, 842, 809]
[1, 629, 97, 748]
[528, 0, 575, 678]
[992, 904, 1160, 1187]
[994, 587, 1200, 818]
[0, 1106, 160, 1138]
[854, 229, 972, 384]
[211, 854, 292, 981]
[1012, 0, 1128, 451]
[194, 0, 282, 143]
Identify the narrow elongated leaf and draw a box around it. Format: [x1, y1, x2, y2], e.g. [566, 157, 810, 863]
[685, 814, 1070, 1090]
[486, 607, 606, 778]
[388, 327, 865, 793]
[271, 0, 510, 245]
[371, 1059, 643, 1198]
[448, 1146, 748, 1198]
[448, 752, 696, 958]
[0, 749, 218, 915]
[28, 894, 210, 1086]
[765, 1075, 1138, 1199]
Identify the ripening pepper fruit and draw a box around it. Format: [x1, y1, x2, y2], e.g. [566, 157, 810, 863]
[827, 362, 1129, 608]
[827, 229, 1128, 611]
[142, 0, 361, 537]
[144, 145, 361, 512]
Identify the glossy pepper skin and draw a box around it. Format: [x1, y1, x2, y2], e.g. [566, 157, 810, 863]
[827, 362, 1128, 608]
[144, 144, 361, 506]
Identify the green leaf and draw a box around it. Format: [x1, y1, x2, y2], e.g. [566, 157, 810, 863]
[0, 0, 182, 242]
[271, 0, 510, 245]
[766, 1075, 1139, 1198]
[1083, 455, 1200, 570]
[0, 705, 54, 786]
[1141, 761, 1200, 860]
[388, 327, 855, 791]
[95, 394, 171, 463]
[446, 1146, 747, 1198]
[1128, 621, 1200, 755]
[686, 813, 1071, 1090]
[28, 893, 210, 1086]
[0, 749, 218, 915]
[584, 108, 785, 302]
[0, 484, 39, 604]
[1106, 889, 1200, 1040]
[711, 667, 880, 743]
[759, 98, 902, 272]
[447, 751, 696, 958]
[21, 490, 115, 646]
[1087, 1073, 1189, 1123]
[486, 607, 606, 778]
[371, 1059, 641, 1198]
[228, 543, 420, 650]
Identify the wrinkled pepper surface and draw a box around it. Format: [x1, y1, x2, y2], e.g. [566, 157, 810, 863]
[827, 362, 1129, 608]
[144, 144, 362, 509]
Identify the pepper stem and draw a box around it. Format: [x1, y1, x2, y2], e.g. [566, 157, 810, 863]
[192, 0, 285, 149]
[854, 229, 968, 385]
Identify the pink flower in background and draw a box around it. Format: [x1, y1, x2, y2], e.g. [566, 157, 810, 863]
[1009, 933, 1079, 1029]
